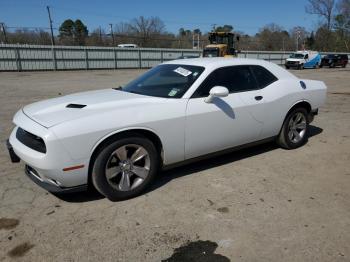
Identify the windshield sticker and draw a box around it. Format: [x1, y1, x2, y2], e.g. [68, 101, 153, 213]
[174, 67, 192, 77]
[193, 72, 199, 77]
[168, 88, 180, 97]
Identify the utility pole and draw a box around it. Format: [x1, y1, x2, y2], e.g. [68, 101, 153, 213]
[192, 33, 194, 49]
[197, 34, 200, 50]
[0, 23, 8, 43]
[296, 30, 301, 51]
[46, 6, 55, 46]
[109, 23, 115, 45]
[99, 26, 102, 43]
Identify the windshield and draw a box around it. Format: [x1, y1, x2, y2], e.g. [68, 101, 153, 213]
[325, 54, 336, 59]
[289, 53, 305, 59]
[203, 48, 219, 57]
[122, 64, 205, 98]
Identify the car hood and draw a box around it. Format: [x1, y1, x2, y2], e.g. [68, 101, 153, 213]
[23, 89, 167, 128]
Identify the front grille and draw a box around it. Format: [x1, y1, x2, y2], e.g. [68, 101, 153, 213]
[287, 61, 298, 65]
[16, 127, 46, 153]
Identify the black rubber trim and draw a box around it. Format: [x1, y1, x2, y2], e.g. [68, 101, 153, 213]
[25, 165, 87, 193]
[6, 139, 20, 163]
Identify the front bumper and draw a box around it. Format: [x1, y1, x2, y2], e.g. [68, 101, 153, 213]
[285, 62, 301, 68]
[8, 109, 90, 191]
[25, 165, 87, 193]
[7, 138, 88, 193]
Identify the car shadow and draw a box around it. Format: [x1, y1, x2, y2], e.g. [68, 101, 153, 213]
[55, 125, 323, 203]
[52, 188, 105, 203]
[213, 97, 235, 119]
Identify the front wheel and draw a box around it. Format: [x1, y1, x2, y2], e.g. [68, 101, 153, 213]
[92, 135, 159, 201]
[277, 108, 309, 149]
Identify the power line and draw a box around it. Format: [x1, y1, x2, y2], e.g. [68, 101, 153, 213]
[49, 5, 264, 31]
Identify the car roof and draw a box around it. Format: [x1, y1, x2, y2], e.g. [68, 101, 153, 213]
[165, 57, 297, 79]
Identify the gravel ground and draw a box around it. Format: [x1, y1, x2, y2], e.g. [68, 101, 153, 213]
[0, 67, 349, 262]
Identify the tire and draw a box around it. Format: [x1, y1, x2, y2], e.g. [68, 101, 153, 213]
[342, 64, 346, 68]
[92, 134, 159, 201]
[285, 66, 290, 69]
[319, 64, 323, 68]
[277, 108, 309, 149]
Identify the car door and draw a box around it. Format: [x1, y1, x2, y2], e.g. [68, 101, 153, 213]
[185, 65, 264, 160]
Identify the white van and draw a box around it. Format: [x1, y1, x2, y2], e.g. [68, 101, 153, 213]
[285, 50, 321, 69]
[117, 44, 138, 48]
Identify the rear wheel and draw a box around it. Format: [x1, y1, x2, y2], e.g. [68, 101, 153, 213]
[277, 108, 309, 149]
[92, 135, 159, 201]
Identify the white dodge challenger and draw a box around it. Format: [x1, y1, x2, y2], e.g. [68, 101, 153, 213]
[7, 58, 327, 200]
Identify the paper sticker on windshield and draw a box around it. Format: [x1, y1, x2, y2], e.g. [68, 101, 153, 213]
[168, 88, 180, 97]
[174, 67, 192, 77]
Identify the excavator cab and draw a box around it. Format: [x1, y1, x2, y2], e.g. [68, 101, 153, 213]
[203, 32, 239, 57]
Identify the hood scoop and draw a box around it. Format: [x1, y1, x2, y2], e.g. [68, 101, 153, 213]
[66, 103, 86, 109]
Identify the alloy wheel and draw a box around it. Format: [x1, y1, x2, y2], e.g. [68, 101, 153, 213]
[104, 144, 150, 191]
[287, 112, 307, 143]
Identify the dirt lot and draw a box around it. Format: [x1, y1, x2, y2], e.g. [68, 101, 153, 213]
[0, 68, 349, 262]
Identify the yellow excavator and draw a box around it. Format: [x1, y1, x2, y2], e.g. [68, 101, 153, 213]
[203, 32, 239, 57]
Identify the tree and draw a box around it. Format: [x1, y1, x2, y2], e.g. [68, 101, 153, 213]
[178, 28, 186, 37]
[314, 25, 337, 51]
[58, 19, 88, 45]
[306, 31, 316, 49]
[257, 23, 292, 51]
[59, 19, 75, 42]
[193, 28, 201, 35]
[74, 19, 88, 45]
[305, 0, 336, 30]
[129, 16, 165, 47]
[337, 0, 350, 17]
[215, 25, 233, 32]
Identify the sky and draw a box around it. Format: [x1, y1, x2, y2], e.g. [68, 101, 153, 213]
[0, 0, 322, 35]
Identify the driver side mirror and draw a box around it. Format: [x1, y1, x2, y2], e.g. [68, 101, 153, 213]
[205, 86, 229, 103]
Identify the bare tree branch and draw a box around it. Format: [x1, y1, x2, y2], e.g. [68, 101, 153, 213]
[305, 0, 336, 30]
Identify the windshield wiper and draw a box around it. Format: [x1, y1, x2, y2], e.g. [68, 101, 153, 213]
[113, 86, 123, 90]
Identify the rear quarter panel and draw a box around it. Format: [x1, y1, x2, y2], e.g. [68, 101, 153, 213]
[259, 78, 327, 138]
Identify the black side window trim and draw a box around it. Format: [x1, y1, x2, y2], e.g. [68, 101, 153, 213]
[191, 65, 278, 98]
[249, 65, 278, 89]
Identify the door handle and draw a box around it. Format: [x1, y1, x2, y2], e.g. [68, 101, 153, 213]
[255, 96, 263, 101]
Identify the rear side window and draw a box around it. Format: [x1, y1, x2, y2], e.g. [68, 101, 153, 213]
[250, 65, 278, 88]
[192, 65, 258, 98]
